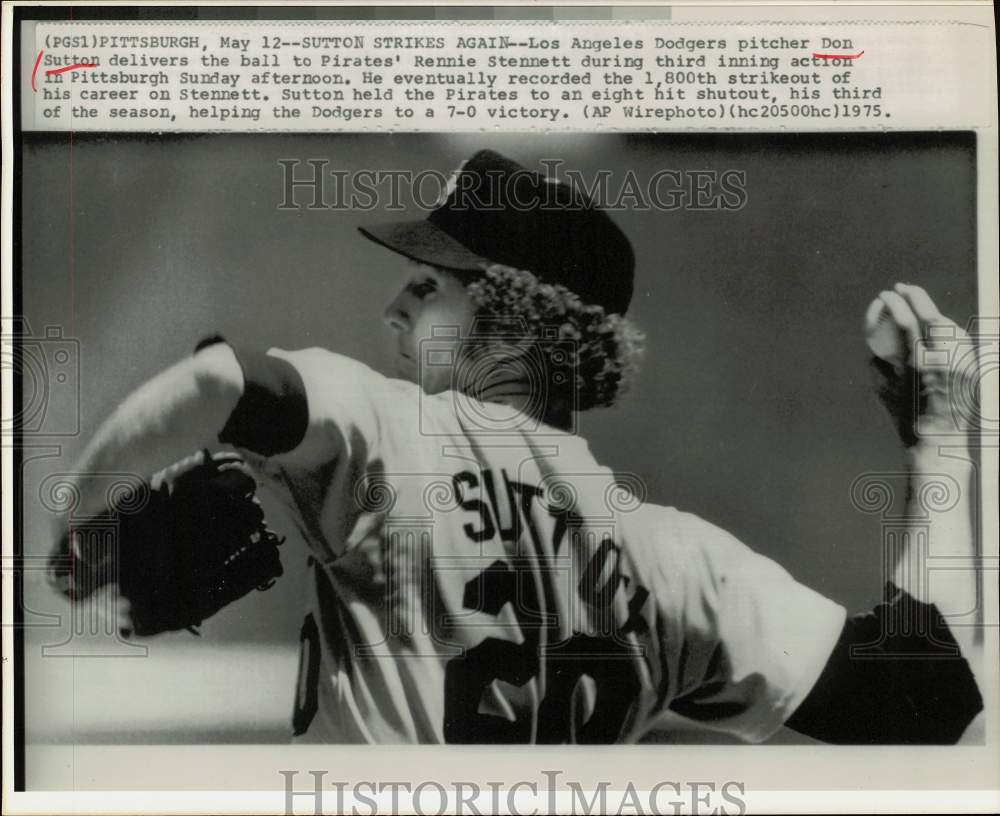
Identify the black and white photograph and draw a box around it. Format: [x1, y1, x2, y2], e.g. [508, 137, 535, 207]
[3, 3, 998, 813]
[17, 130, 986, 740]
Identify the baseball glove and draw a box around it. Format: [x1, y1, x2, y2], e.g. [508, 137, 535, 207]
[53, 450, 285, 636]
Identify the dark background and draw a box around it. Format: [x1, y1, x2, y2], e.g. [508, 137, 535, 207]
[20, 132, 978, 745]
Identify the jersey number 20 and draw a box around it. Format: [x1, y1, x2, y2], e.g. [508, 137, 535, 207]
[443, 559, 641, 743]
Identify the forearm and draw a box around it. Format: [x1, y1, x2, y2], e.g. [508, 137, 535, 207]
[67, 343, 244, 520]
[896, 443, 977, 662]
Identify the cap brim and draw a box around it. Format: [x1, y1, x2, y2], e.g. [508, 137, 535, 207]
[358, 220, 491, 273]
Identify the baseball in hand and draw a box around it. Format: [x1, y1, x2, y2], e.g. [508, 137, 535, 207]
[864, 297, 906, 367]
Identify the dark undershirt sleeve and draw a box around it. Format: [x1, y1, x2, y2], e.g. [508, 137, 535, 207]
[195, 335, 308, 457]
[785, 582, 983, 744]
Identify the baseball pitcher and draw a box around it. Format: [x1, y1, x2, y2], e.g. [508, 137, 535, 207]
[50, 150, 983, 744]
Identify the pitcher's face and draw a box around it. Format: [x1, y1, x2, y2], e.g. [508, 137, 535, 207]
[383, 263, 478, 394]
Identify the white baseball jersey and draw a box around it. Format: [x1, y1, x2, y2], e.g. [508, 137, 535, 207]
[240, 348, 846, 744]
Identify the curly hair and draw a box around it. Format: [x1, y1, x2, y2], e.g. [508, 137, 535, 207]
[463, 264, 645, 411]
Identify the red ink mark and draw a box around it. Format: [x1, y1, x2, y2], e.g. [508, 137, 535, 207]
[811, 50, 865, 60]
[46, 62, 98, 76]
[31, 50, 43, 92]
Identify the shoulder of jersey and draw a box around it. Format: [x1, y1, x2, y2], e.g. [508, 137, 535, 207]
[271, 347, 419, 394]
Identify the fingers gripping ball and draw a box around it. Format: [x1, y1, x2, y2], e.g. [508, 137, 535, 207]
[864, 283, 972, 447]
[105, 451, 284, 636]
[865, 297, 907, 370]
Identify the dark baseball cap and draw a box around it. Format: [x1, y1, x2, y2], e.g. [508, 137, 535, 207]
[358, 149, 635, 315]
